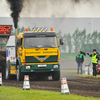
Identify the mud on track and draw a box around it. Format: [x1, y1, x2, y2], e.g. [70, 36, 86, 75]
[2, 59, 100, 97]
[2, 77, 100, 98]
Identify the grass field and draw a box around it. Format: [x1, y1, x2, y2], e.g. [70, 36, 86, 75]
[77, 74, 100, 78]
[0, 86, 100, 100]
[61, 70, 100, 78]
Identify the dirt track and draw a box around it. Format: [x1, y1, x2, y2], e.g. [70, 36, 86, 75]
[2, 77, 100, 98]
[2, 59, 100, 98]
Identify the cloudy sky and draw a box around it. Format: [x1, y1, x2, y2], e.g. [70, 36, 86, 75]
[1, 0, 100, 17]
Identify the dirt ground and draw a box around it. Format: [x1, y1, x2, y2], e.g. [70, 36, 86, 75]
[2, 77, 100, 98]
[1, 59, 100, 98]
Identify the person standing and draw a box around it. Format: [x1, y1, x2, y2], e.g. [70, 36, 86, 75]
[76, 51, 84, 74]
[86, 49, 99, 76]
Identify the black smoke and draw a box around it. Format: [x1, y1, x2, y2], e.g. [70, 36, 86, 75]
[7, 0, 23, 28]
[72, 0, 80, 3]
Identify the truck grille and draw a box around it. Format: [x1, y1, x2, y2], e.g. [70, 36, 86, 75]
[34, 69, 50, 72]
[25, 56, 57, 63]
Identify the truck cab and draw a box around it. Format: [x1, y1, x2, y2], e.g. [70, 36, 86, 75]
[6, 27, 63, 81]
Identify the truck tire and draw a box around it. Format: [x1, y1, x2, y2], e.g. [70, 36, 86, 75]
[5, 60, 11, 79]
[52, 71, 60, 81]
[17, 65, 24, 81]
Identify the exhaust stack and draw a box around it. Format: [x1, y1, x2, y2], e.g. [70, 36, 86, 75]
[15, 29, 17, 57]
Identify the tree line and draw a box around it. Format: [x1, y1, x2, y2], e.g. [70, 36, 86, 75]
[12, 26, 100, 53]
[58, 28, 100, 53]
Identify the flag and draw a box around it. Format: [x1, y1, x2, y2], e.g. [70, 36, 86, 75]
[80, 51, 86, 56]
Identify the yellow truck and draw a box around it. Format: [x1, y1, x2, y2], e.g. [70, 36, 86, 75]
[5, 27, 63, 81]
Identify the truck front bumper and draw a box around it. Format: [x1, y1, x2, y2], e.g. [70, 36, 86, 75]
[20, 64, 60, 72]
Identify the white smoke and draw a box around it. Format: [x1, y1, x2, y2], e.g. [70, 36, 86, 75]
[1, 0, 100, 17]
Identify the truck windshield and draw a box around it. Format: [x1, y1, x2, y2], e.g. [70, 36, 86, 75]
[24, 37, 57, 48]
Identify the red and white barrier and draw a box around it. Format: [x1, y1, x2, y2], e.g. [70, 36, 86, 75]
[23, 75, 30, 90]
[61, 78, 70, 94]
[0, 73, 2, 86]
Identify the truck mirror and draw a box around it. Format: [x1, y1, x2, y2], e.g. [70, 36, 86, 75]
[59, 38, 64, 45]
[16, 39, 20, 46]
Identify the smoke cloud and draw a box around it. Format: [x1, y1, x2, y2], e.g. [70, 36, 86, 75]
[72, 0, 80, 3]
[6, 0, 23, 28]
[20, 0, 100, 17]
[1, 0, 100, 18]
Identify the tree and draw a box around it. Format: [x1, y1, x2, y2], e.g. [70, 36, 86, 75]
[97, 32, 100, 52]
[63, 33, 72, 53]
[85, 33, 91, 52]
[20, 26, 25, 32]
[80, 28, 86, 51]
[57, 30, 62, 38]
[91, 30, 98, 50]
[17, 26, 21, 35]
[28, 26, 31, 31]
[67, 33, 72, 53]
[72, 28, 81, 53]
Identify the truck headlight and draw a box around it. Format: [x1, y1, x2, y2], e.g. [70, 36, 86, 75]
[53, 65, 58, 69]
[26, 66, 31, 69]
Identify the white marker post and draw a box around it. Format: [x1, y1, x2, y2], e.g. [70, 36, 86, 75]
[0, 73, 2, 86]
[61, 78, 70, 94]
[23, 75, 30, 90]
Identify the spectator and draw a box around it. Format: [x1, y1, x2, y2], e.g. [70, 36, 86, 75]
[76, 51, 84, 74]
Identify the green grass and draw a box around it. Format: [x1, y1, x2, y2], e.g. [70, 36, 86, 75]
[77, 74, 100, 78]
[60, 53, 91, 60]
[0, 86, 100, 100]
[61, 70, 100, 78]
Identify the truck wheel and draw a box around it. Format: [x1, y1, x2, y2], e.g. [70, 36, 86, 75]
[52, 71, 60, 81]
[5, 60, 11, 79]
[17, 65, 24, 81]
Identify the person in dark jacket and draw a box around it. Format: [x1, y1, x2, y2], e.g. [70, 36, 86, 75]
[76, 51, 84, 74]
[86, 49, 99, 76]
